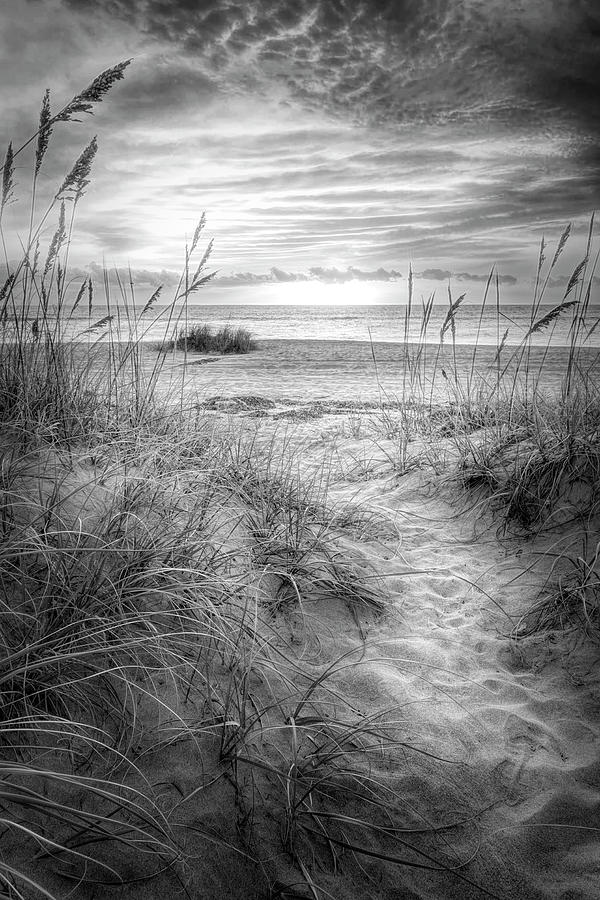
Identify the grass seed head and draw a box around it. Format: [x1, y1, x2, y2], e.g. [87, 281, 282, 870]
[58, 136, 98, 199]
[34, 89, 52, 176]
[1, 142, 14, 211]
[58, 59, 132, 121]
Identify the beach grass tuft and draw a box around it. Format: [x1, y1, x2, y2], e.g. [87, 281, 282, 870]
[161, 323, 257, 354]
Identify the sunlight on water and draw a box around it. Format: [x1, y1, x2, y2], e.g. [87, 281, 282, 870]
[46, 299, 600, 349]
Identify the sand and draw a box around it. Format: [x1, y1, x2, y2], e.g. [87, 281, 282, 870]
[146, 341, 598, 898]
[125, 338, 592, 404]
[229, 408, 598, 900]
[6, 339, 599, 900]
[165, 341, 598, 900]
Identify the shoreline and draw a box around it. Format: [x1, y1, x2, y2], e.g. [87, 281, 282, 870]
[82, 336, 598, 404]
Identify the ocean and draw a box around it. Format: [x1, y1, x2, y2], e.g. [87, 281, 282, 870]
[56, 301, 600, 349]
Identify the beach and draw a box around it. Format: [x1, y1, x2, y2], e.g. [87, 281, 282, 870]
[120, 342, 600, 896]
[3, 333, 599, 900]
[105, 337, 598, 405]
[168, 340, 600, 900]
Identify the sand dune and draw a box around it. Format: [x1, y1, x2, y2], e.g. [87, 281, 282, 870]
[118, 384, 596, 900]
[139, 339, 600, 899]
[5, 340, 598, 900]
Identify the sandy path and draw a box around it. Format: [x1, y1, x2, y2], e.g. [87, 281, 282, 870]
[66, 340, 600, 898]
[251, 418, 600, 900]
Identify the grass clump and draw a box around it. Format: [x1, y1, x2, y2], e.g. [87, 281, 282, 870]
[515, 537, 600, 643]
[390, 225, 599, 530]
[167, 323, 257, 354]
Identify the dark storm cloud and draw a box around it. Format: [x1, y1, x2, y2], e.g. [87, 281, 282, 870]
[62, 0, 600, 135]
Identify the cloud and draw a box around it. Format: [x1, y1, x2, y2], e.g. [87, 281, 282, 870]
[457, 272, 517, 285]
[2, 0, 596, 283]
[308, 266, 402, 283]
[270, 267, 306, 282]
[215, 266, 403, 285]
[29, 262, 403, 291]
[85, 262, 181, 289]
[547, 272, 600, 290]
[416, 268, 517, 284]
[61, 0, 600, 136]
[417, 268, 453, 281]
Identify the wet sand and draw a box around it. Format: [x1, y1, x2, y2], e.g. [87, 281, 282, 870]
[122, 338, 597, 404]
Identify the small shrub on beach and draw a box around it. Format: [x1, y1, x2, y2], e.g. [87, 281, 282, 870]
[167, 323, 257, 353]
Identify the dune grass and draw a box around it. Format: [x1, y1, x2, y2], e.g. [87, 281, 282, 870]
[376, 225, 599, 645]
[388, 226, 599, 526]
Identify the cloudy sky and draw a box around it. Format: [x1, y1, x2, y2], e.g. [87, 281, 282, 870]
[2, 0, 600, 298]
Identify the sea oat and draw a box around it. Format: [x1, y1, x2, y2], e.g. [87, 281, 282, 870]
[56, 261, 65, 297]
[1, 143, 14, 211]
[84, 314, 113, 333]
[13, 61, 132, 163]
[58, 137, 98, 199]
[141, 286, 163, 316]
[440, 292, 465, 341]
[31, 239, 40, 277]
[537, 235, 546, 272]
[70, 278, 88, 315]
[550, 223, 571, 270]
[57, 60, 132, 122]
[525, 299, 579, 337]
[189, 270, 217, 293]
[564, 258, 588, 299]
[191, 238, 214, 285]
[0, 274, 15, 320]
[35, 89, 52, 176]
[190, 213, 207, 256]
[490, 328, 510, 366]
[43, 201, 67, 277]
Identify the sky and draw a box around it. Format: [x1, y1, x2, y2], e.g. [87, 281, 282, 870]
[2, 0, 600, 301]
